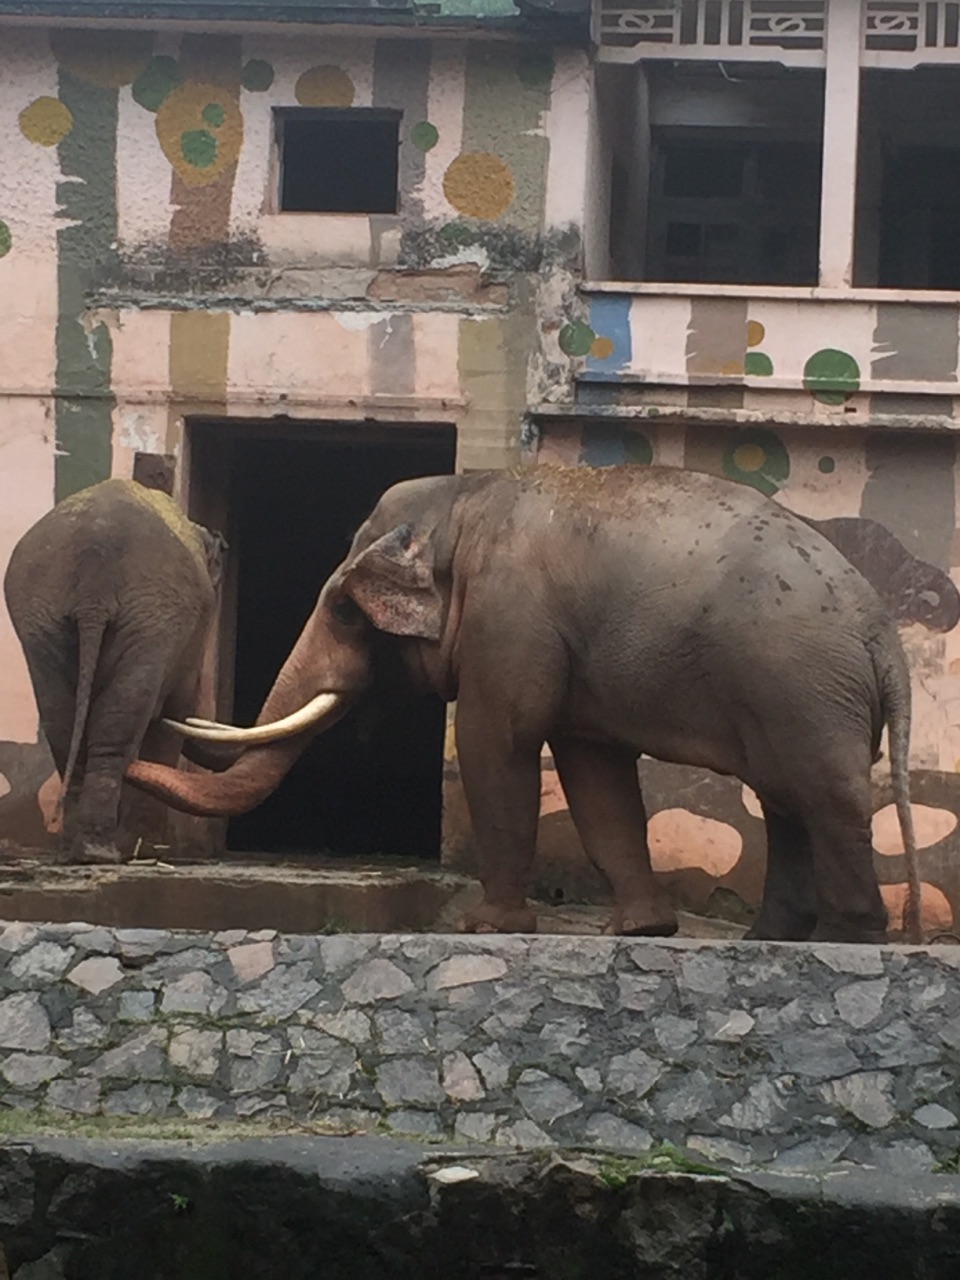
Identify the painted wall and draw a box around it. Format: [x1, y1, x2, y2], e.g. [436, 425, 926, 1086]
[580, 292, 960, 406]
[0, 23, 588, 848]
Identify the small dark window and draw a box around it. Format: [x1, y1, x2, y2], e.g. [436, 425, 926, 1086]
[278, 109, 400, 214]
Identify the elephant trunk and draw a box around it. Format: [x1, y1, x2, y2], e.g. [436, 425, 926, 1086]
[125, 637, 353, 816]
[126, 737, 318, 816]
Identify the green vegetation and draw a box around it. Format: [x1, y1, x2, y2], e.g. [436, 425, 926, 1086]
[598, 1143, 725, 1186]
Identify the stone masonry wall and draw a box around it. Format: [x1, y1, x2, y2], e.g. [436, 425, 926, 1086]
[1, 921, 960, 1174]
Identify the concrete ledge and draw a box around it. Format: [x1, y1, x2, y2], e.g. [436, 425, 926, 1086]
[0, 858, 467, 933]
[2, 1135, 960, 1279]
[2, 922, 960, 1173]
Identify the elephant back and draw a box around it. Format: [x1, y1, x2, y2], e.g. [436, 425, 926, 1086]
[58, 479, 212, 580]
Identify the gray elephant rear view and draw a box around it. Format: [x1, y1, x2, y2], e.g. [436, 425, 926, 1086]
[4, 478, 225, 864]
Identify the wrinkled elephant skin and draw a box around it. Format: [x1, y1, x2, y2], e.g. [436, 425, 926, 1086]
[126, 466, 922, 943]
[5, 478, 225, 864]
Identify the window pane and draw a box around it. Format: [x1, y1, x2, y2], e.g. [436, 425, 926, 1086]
[280, 113, 400, 215]
[856, 69, 960, 290]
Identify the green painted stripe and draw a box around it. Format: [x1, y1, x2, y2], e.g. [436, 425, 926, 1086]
[460, 43, 552, 236]
[55, 67, 117, 501]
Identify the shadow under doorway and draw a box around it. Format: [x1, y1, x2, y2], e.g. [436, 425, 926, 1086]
[226, 428, 456, 861]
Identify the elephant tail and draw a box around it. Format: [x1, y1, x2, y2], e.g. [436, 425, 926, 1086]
[875, 632, 922, 945]
[57, 612, 108, 817]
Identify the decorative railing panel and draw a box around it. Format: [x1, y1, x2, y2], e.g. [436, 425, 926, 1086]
[864, 1, 960, 56]
[598, 0, 827, 60]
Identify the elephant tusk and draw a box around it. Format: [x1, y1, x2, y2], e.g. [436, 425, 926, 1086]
[163, 692, 344, 744]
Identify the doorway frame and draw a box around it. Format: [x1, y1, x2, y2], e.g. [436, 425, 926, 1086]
[176, 415, 458, 861]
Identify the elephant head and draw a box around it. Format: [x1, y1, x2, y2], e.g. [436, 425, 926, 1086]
[126, 476, 463, 815]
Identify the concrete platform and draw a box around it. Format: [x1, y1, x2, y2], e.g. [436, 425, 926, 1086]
[0, 853, 746, 937]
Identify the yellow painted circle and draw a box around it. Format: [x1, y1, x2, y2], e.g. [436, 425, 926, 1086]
[295, 65, 355, 108]
[50, 30, 153, 88]
[443, 152, 515, 220]
[746, 319, 765, 348]
[155, 83, 243, 187]
[590, 336, 615, 359]
[19, 97, 73, 146]
[732, 443, 766, 473]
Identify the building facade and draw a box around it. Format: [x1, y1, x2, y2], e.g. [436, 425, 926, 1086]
[1, 0, 959, 936]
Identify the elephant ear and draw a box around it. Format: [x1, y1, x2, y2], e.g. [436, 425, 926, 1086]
[197, 526, 228, 591]
[343, 524, 443, 641]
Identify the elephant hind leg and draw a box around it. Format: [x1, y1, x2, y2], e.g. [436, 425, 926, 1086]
[763, 741, 886, 944]
[69, 630, 193, 865]
[804, 771, 887, 944]
[551, 738, 678, 938]
[20, 639, 82, 853]
[744, 803, 818, 942]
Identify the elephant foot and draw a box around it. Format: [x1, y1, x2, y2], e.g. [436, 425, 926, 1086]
[605, 900, 679, 938]
[461, 902, 538, 934]
[809, 921, 888, 946]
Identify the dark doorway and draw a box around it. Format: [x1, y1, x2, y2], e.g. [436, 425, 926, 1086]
[190, 424, 456, 859]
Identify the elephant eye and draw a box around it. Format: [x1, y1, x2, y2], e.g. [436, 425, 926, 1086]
[332, 595, 364, 627]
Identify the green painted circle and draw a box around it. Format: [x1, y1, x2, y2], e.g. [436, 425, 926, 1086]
[818, 455, 836, 474]
[202, 102, 226, 128]
[181, 128, 217, 169]
[722, 427, 790, 497]
[623, 431, 653, 465]
[411, 120, 439, 152]
[241, 59, 275, 92]
[744, 350, 774, 377]
[518, 49, 554, 87]
[559, 321, 595, 358]
[803, 348, 861, 405]
[0, 221, 11, 259]
[132, 56, 181, 112]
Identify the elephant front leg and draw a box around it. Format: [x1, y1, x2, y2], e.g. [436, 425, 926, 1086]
[455, 696, 541, 935]
[552, 738, 678, 937]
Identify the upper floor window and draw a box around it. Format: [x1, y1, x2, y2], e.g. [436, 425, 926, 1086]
[856, 68, 960, 290]
[276, 108, 401, 215]
[603, 62, 824, 286]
